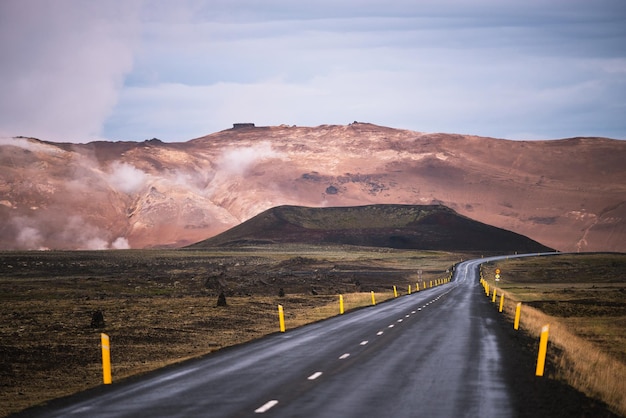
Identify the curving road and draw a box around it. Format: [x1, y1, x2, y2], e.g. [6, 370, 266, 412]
[21, 256, 530, 417]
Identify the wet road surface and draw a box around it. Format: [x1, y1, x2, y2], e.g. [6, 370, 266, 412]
[20, 256, 525, 417]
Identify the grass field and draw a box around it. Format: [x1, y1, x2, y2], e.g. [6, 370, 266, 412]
[0, 246, 463, 417]
[480, 253, 626, 416]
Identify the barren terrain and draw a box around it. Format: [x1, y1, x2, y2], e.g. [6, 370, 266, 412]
[0, 246, 462, 417]
[1, 249, 624, 417]
[1, 123, 624, 252]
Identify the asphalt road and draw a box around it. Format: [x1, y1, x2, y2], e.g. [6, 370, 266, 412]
[20, 256, 528, 417]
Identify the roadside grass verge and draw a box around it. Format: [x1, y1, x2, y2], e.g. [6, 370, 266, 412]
[481, 253, 626, 416]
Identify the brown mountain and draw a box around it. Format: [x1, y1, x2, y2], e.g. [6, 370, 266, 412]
[0, 123, 624, 252]
[189, 204, 554, 253]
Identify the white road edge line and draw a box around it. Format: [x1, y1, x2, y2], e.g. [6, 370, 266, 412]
[255, 400, 279, 413]
[307, 372, 323, 380]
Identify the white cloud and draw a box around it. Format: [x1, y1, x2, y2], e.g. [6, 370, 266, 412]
[1, 0, 624, 142]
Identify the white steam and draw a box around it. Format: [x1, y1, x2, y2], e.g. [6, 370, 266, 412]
[218, 142, 280, 175]
[107, 161, 148, 194]
[10, 214, 131, 250]
[111, 237, 130, 249]
[0, 136, 64, 154]
[16, 224, 44, 249]
[0, 1, 141, 142]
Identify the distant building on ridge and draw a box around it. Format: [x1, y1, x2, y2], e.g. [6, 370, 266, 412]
[232, 123, 255, 129]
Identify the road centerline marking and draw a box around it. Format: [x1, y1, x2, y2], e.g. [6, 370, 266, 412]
[377, 331, 384, 335]
[339, 353, 350, 359]
[307, 372, 323, 380]
[255, 400, 278, 413]
[388, 324, 394, 328]
[360, 340, 368, 346]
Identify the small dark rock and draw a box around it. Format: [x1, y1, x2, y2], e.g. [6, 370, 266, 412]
[216, 291, 228, 307]
[90, 310, 105, 328]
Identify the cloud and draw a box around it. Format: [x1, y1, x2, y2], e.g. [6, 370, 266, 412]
[107, 161, 149, 194]
[0, 0, 141, 142]
[103, 1, 626, 140]
[1, 0, 624, 142]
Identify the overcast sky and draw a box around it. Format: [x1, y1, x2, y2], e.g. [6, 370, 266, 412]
[1, 0, 625, 143]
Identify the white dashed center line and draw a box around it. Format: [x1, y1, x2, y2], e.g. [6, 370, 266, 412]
[360, 340, 369, 346]
[397, 319, 403, 323]
[377, 331, 384, 336]
[307, 372, 323, 380]
[339, 353, 350, 359]
[255, 400, 278, 413]
[388, 324, 394, 328]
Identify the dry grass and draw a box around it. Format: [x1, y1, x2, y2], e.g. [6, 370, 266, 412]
[481, 254, 626, 416]
[1, 293, 395, 417]
[0, 248, 460, 417]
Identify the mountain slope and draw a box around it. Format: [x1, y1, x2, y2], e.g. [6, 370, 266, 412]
[0, 123, 624, 251]
[189, 204, 554, 252]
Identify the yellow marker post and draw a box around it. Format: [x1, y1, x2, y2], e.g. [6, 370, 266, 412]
[499, 293, 504, 312]
[492, 287, 497, 303]
[416, 283, 420, 292]
[278, 304, 286, 332]
[101, 333, 112, 384]
[514, 302, 522, 330]
[536, 324, 550, 376]
[429, 281, 433, 288]
[339, 295, 344, 315]
[371, 291, 376, 306]
[393, 285, 398, 298]
[408, 284, 411, 295]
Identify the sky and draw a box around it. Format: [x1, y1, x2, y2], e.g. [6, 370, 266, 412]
[1, 0, 625, 143]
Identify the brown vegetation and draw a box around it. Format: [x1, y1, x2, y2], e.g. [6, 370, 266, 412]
[0, 247, 459, 417]
[481, 253, 626, 416]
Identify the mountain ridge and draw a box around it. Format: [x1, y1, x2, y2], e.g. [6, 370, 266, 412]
[1, 123, 624, 251]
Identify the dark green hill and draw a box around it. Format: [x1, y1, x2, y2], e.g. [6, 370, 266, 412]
[188, 204, 554, 252]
